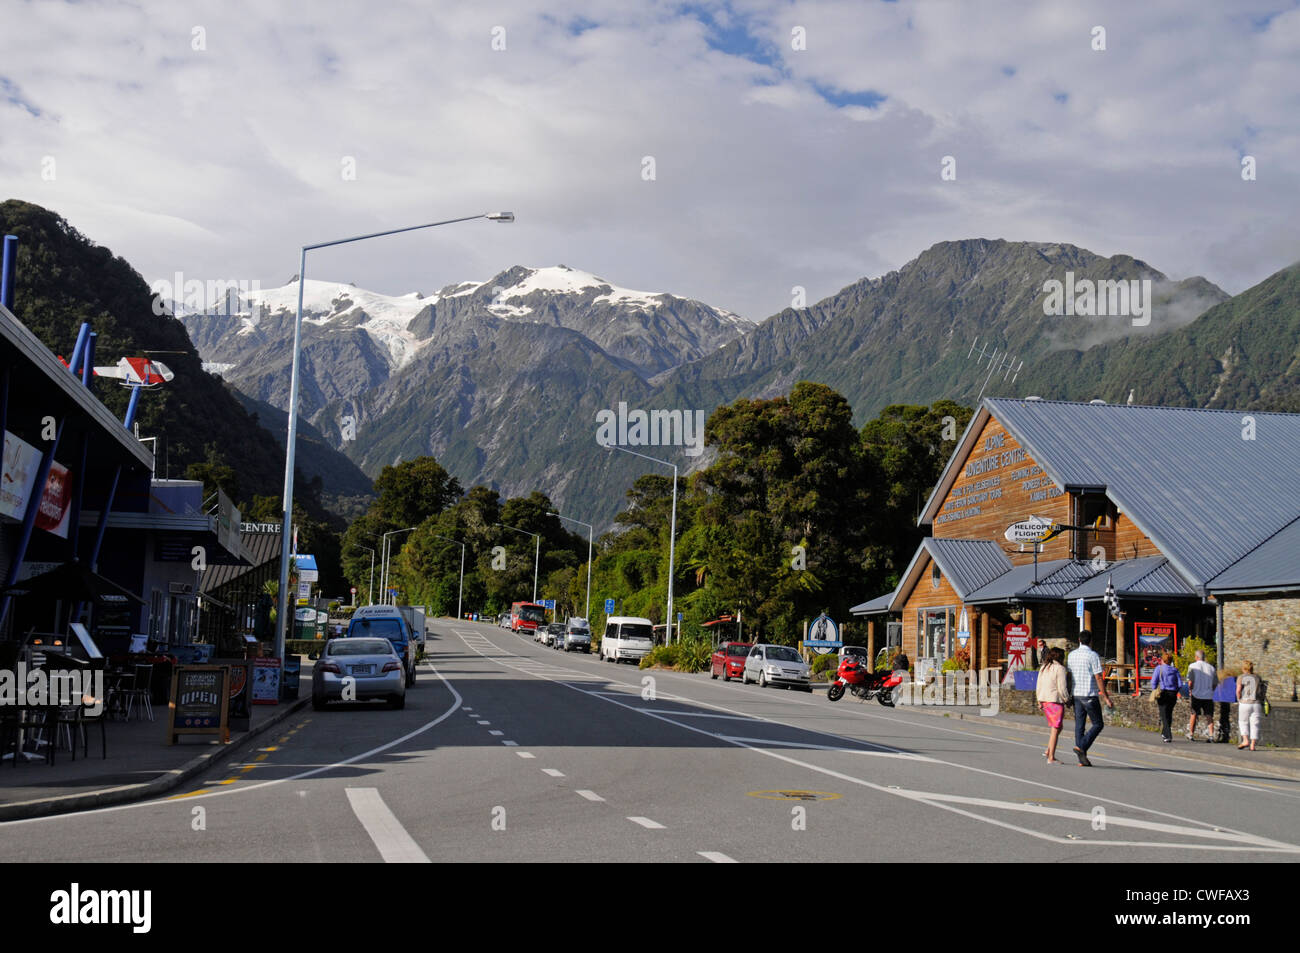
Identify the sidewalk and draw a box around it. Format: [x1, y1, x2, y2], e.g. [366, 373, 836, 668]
[896, 700, 1300, 780]
[0, 667, 313, 821]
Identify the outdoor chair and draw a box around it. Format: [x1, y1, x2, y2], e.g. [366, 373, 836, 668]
[124, 664, 154, 721]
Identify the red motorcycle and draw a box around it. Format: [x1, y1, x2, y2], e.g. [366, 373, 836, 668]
[827, 656, 902, 706]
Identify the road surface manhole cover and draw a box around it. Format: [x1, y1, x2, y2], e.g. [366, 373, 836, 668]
[747, 790, 841, 802]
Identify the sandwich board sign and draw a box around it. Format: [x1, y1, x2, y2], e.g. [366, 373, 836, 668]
[167, 665, 230, 745]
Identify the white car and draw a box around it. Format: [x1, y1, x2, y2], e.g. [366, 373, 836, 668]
[742, 644, 812, 691]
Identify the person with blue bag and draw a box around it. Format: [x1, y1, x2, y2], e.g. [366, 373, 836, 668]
[1149, 651, 1182, 742]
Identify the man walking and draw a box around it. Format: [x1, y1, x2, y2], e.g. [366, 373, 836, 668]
[1067, 630, 1112, 766]
[1186, 649, 1217, 741]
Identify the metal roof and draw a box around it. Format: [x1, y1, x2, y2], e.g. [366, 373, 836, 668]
[199, 530, 281, 593]
[850, 592, 895, 614]
[960, 555, 1197, 604]
[925, 537, 1014, 598]
[984, 399, 1300, 591]
[1205, 516, 1300, 593]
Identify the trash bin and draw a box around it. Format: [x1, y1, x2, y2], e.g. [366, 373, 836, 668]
[281, 654, 301, 701]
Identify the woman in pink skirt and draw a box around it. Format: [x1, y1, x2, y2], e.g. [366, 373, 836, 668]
[1035, 647, 1070, 764]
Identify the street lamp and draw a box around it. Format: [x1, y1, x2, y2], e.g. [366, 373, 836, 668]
[431, 533, 466, 621]
[549, 512, 592, 623]
[606, 445, 677, 643]
[381, 526, 418, 605]
[497, 523, 540, 604]
[275, 211, 514, 657]
[353, 544, 375, 605]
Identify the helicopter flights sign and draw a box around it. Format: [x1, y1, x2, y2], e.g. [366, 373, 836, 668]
[1004, 515, 1056, 545]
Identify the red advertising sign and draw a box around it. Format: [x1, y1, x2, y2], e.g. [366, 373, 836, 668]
[1134, 622, 1178, 685]
[1005, 624, 1030, 668]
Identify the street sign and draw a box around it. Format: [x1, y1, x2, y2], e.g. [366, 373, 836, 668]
[956, 608, 970, 648]
[541, 599, 555, 610]
[604, 598, 615, 613]
[1076, 598, 1084, 618]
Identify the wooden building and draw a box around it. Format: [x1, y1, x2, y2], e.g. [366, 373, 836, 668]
[853, 398, 1300, 690]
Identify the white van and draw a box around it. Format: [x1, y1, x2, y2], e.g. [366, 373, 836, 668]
[600, 616, 655, 664]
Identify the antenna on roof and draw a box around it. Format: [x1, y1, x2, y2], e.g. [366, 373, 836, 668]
[967, 339, 1022, 403]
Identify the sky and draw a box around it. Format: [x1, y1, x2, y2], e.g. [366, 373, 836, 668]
[2, 0, 1298, 322]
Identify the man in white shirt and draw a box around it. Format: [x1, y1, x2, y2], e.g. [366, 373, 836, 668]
[1185, 650, 1218, 741]
[1066, 630, 1113, 767]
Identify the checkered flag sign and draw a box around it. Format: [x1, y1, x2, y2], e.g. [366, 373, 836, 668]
[1104, 575, 1123, 618]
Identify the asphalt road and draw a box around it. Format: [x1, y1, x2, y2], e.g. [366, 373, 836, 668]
[3, 618, 1298, 863]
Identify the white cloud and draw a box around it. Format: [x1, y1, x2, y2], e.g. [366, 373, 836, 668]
[1, 0, 1296, 324]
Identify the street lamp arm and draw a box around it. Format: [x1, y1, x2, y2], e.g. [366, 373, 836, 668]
[303, 213, 512, 252]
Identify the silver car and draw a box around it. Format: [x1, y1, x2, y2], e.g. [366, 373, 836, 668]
[312, 637, 407, 710]
[742, 644, 812, 691]
[558, 620, 591, 653]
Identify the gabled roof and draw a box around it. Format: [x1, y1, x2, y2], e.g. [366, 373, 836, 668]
[920, 399, 1300, 593]
[850, 592, 894, 614]
[891, 537, 1014, 610]
[959, 555, 1197, 605]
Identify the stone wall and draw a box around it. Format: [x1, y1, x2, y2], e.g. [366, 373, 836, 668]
[1222, 595, 1300, 697]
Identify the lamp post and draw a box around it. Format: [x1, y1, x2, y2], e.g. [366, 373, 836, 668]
[497, 523, 540, 604]
[381, 526, 418, 605]
[605, 445, 678, 643]
[274, 212, 513, 657]
[549, 512, 592, 622]
[353, 544, 375, 605]
[431, 533, 466, 621]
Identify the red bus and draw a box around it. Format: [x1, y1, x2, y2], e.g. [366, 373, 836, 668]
[510, 602, 546, 634]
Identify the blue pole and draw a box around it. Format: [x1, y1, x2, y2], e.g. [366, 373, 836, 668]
[83, 332, 96, 389]
[123, 385, 143, 429]
[1, 235, 16, 311]
[68, 322, 91, 375]
[90, 464, 122, 574]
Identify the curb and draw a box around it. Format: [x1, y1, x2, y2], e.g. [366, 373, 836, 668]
[0, 696, 312, 823]
[899, 703, 1300, 781]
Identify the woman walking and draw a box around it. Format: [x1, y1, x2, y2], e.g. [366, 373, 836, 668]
[1236, 661, 1263, 751]
[1149, 651, 1182, 742]
[1036, 647, 1069, 763]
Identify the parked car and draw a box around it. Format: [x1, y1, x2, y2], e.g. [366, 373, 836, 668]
[312, 637, 407, 710]
[710, 641, 753, 681]
[499, 613, 512, 629]
[742, 643, 812, 691]
[558, 618, 592, 653]
[543, 622, 566, 647]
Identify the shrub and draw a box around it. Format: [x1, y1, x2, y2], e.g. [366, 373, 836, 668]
[1175, 637, 1216, 677]
[811, 653, 840, 676]
[941, 647, 971, 672]
[640, 644, 681, 669]
[677, 638, 712, 673]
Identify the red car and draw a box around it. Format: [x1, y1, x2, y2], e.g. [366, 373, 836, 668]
[710, 642, 753, 681]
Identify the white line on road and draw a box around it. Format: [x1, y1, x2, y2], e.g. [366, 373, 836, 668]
[698, 851, 738, 863]
[489, 730, 503, 736]
[576, 790, 605, 802]
[502, 740, 518, 746]
[517, 752, 536, 759]
[345, 788, 430, 863]
[543, 769, 565, 777]
[627, 816, 665, 829]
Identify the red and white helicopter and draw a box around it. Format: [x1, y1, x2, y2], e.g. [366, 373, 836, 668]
[93, 356, 175, 387]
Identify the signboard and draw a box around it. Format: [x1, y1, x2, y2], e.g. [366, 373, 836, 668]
[1, 431, 72, 538]
[1003, 623, 1031, 685]
[1076, 598, 1084, 618]
[604, 598, 615, 613]
[296, 554, 319, 583]
[167, 665, 230, 744]
[1134, 622, 1178, 686]
[956, 608, 971, 648]
[212, 658, 252, 732]
[251, 657, 282, 705]
[297, 580, 311, 601]
[215, 489, 241, 556]
[1003, 515, 1054, 545]
[804, 613, 842, 653]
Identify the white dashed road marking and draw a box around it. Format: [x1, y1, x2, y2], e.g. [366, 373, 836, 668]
[699, 851, 738, 863]
[627, 816, 665, 829]
[345, 787, 430, 863]
[576, 790, 605, 802]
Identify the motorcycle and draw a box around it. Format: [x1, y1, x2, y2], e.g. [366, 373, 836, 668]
[826, 656, 902, 706]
